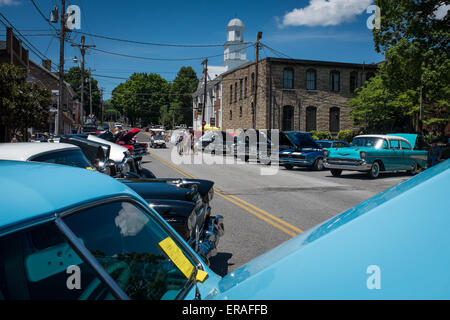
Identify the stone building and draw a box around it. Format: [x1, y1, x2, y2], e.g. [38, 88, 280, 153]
[221, 57, 378, 134]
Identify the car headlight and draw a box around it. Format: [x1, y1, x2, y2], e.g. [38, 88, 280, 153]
[360, 151, 367, 159]
[323, 150, 329, 157]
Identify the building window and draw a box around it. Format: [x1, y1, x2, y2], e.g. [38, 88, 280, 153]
[283, 68, 294, 89]
[330, 71, 340, 92]
[230, 85, 233, 104]
[329, 107, 340, 133]
[350, 71, 358, 93]
[306, 69, 317, 90]
[282, 106, 294, 131]
[306, 106, 317, 132]
[239, 106, 242, 118]
[235, 82, 238, 102]
[244, 77, 248, 97]
[230, 110, 232, 120]
[240, 79, 243, 99]
[251, 72, 255, 93]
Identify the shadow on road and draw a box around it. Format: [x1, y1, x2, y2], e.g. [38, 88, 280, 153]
[324, 171, 413, 180]
[209, 252, 233, 277]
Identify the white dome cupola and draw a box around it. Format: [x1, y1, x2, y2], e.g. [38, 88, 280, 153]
[224, 17, 248, 70]
[227, 18, 245, 42]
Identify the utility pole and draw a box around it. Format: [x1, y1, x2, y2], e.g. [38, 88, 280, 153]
[57, 0, 66, 135]
[202, 58, 208, 136]
[253, 31, 263, 129]
[71, 36, 95, 124]
[89, 71, 93, 116]
[100, 87, 104, 125]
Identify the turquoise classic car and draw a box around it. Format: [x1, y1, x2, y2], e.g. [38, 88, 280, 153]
[323, 134, 428, 178]
[1, 159, 449, 300]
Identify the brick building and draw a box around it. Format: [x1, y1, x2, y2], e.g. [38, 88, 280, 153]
[221, 57, 378, 134]
[28, 59, 78, 134]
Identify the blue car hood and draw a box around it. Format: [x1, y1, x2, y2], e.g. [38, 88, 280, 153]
[327, 146, 373, 158]
[208, 160, 450, 300]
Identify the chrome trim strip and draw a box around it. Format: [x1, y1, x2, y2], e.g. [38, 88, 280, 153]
[54, 217, 130, 300]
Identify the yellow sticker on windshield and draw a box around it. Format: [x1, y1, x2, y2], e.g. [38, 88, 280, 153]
[86, 167, 95, 171]
[158, 237, 208, 283]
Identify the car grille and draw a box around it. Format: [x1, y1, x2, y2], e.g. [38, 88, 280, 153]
[280, 154, 306, 160]
[327, 157, 363, 165]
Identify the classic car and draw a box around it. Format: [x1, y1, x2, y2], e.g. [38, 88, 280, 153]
[323, 134, 428, 179]
[195, 131, 234, 155]
[150, 135, 167, 149]
[316, 140, 350, 149]
[279, 131, 325, 170]
[99, 128, 149, 161]
[87, 134, 155, 179]
[0, 143, 95, 171]
[1, 159, 449, 300]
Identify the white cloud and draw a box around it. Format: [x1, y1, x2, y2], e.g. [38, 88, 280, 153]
[434, 3, 449, 20]
[282, 0, 373, 27]
[0, 0, 20, 6]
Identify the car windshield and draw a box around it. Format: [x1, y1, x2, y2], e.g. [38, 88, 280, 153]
[285, 132, 319, 149]
[317, 141, 332, 148]
[154, 135, 165, 140]
[352, 137, 385, 149]
[31, 149, 93, 169]
[63, 201, 195, 300]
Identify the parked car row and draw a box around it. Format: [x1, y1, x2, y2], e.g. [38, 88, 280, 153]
[0, 149, 448, 300]
[198, 129, 430, 179]
[0, 130, 225, 266]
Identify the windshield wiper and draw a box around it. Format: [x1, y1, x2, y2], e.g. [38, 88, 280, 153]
[178, 265, 202, 300]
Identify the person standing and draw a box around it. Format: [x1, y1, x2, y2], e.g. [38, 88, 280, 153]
[428, 140, 442, 167]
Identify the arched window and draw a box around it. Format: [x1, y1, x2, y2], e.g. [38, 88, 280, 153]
[230, 84, 233, 104]
[350, 71, 358, 93]
[306, 106, 317, 132]
[239, 106, 242, 118]
[244, 77, 248, 97]
[329, 107, 340, 133]
[251, 73, 255, 93]
[240, 79, 243, 99]
[306, 69, 316, 90]
[229, 110, 232, 120]
[283, 68, 294, 89]
[330, 70, 340, 92]
[282, 106, 294, 131]
[235, 82, 238, 102]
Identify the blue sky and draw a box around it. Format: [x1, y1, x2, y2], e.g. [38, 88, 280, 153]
[0, 0, 385, 99]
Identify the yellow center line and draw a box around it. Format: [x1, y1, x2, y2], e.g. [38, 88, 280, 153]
[150, 153, 303, 237]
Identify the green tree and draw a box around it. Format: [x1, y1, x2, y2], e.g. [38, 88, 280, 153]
[171, 66, 199, 126]
[111, 73, 171, 126]
[349, 0, 449, 135]
[65, 67, 101, 117]
[0, 64, 51, 142]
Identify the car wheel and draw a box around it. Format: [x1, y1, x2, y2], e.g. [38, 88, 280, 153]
[408, 162, 418, 175]
[330, 169, 342, 177]
[313, 158, 324, 171]
[368, 162, 381, 179]
[284, 164, 294, 170]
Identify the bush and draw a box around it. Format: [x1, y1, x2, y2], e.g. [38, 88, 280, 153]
[310, 130, 332, 140]
[337, 129, 358, 142]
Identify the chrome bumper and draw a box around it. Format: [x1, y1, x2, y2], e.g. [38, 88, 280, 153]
[324, 158, 372, 171]
[196, 215, 224, 263]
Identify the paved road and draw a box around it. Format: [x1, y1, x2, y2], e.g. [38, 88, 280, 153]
[138, 135, 412, 276]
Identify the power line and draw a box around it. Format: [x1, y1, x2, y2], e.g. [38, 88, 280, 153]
[0, 13, 59, 70]
[29, 0, 58, 31]
[70, 30, 226, 48]
[88, 44, 255, 62]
